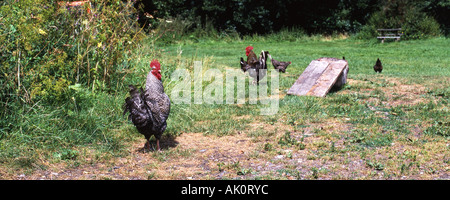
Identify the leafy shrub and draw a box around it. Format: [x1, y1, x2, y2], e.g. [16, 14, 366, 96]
[402, 9, 441, 39]
[152, 16, 195, 43]
[139, 0, 447, 40]
[356, 1, 441, 40]
[0, 0, 145, 164]
[0, 0, 144, 107]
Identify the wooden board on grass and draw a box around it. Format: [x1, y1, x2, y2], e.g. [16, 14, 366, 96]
[287, 57, 348, 97]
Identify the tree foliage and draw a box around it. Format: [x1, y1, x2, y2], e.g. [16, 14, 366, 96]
[136, 0, 447, 36]
[357, 0, 443, 39]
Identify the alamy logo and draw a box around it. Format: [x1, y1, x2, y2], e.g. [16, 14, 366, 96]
[170, 61, 279, 115]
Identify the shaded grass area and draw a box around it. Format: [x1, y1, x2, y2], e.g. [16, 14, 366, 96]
[0, 90, 132, 173]
[1, 36, 449, 179]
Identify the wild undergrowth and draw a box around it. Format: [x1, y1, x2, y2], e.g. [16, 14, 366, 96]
[0, 0, 145, 171]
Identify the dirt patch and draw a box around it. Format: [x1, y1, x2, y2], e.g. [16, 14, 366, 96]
[9, 118, 448, 180]
[155, 132, 257, 179]
[379, 78, 429, 107]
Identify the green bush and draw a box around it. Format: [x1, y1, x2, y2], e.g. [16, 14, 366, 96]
[152, 16, 195, 43]
[0, 0, 144, 107]
[356, 1, 441, 40]
[402, 9, 441, 39]
[0, 0, 145, 165]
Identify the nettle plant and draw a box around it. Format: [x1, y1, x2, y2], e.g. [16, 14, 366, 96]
[0, 0, 144, 106]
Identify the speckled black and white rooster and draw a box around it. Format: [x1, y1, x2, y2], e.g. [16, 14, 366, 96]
[123, 59, 170, 151]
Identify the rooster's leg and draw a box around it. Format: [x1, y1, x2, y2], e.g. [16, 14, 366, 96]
[144, 140, 150, 150]
[156, 139, 161, 152]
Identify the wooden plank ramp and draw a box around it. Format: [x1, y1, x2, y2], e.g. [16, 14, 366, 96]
[287, 57, 348, 97]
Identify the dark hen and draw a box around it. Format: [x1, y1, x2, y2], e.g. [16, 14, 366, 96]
[374, 58, 383, 73]
[268, 53, 291, 73]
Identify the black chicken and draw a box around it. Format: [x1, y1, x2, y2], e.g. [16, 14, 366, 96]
[374, 58, 383, 73]
[123, 59, 170, 151]
[268, 53, 291, 73]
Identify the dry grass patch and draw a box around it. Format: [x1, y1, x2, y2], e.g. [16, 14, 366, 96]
[344, 76, 434, 107]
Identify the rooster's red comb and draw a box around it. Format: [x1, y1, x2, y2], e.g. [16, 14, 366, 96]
[245, 46, 253, 52]
[150, 59, 161, 69]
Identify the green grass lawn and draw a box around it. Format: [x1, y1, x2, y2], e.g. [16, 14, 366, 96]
[160, 36, 449, 76]
[157, 35, 449, 136]
[1, 36, 449, 179]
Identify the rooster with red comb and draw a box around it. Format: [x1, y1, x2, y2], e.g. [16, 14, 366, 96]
[240, 46, 269, 85]
[150, 59, 162, 80]
[123, 59, 171, 151]
[245, 46, 258, 67]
